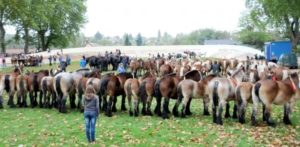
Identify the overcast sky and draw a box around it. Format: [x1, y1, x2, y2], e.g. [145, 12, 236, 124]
[82, 0, 246, 37]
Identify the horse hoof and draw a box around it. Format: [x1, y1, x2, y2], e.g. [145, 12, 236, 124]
[162, 114, 169, 119]
[129, 111, 133, 116]
[112, 108, 117, 112]
[141, 110, 147, 115]
[224, 113, 230, 118]
[251, 121, 258, 126]
[203, 111, 210, 116]
[232, 114, 238, 119]
[121, 107, 127, 111]
[173, 112, 179, 117]
[134, 112, 139, 117]
[10, 104, 16, 108]
[147, 111, 153, 116]
[186, 111, 192, 115]
[0, 105, 3, 109]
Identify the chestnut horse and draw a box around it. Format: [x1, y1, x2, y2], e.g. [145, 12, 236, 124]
[174, 74, 217, 117]
[138, 71, 156, 115]
[251, 72, 300, 126]
[207, 66, 246, 125]
[0, 67, 21, 108]
[27, 69, 49, 108]
[16, 74, 29, 107]
[104, 72, 133, 116]
[124, 78, 140, 116]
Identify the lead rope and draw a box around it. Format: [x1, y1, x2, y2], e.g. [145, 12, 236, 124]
[289, 76, 297, 92]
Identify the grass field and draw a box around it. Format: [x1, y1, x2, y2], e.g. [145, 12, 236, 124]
[0, 63, 300, 146]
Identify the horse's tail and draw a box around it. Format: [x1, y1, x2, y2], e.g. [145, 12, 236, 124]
[177, 84, 183, 101]
[236, 86, 242, 106]
[154, 80, 161, 98]
[19, 77, 25, 93]
[212, 81, 219, 107]
[4, 75, 10, 93]
[42, 79, 47, 93]
[33, 74, 39, 91]
[139, 81, 147, 101]
[254, 83, 261, 102]
[55, 76, 62, 97]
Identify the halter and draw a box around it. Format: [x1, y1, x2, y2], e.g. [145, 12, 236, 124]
[230, 78, 238, 87]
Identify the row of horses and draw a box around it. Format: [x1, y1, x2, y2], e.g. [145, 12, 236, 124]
[0, 57, 299, 127]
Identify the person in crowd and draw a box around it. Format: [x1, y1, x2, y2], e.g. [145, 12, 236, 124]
[212, 60, 221, 76]
[117, 63, 126, 73]
[66, 54, 71, 65]
[80, 56, 87, 68]
[82, 85, 99, 144]
[53, 55, 57, 65]
[48, 55, 53, 66]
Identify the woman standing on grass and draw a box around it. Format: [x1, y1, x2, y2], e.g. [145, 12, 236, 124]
[82, 85, 100, 144]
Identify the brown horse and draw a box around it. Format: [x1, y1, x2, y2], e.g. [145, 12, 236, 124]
[251, 72, 300, 126]
[174, 74, 217, 117]
[124, 78, 140, 116]
[104, 72, 133, 116]
[27, 69, 49, 108]
[40, 76, 56, 108]
[16, 74, 29, 107]
[0, 67, 21, 108]
[138, 71, 156, 115]
[129, 59, 142, 78]
[154, 73, 181, 119]
[221, 59, 230, 76]
[159, 64, 173, 77]
[207, 66, 246, 125]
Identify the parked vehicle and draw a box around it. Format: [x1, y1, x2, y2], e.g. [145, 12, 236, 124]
[278, 53, 298, 69]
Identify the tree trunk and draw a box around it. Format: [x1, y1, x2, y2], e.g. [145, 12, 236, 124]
[290, 18, 300, 52]
[0, 22, 6, 54]
[24, 26, 29, 54]
[38, 30, 46, 51]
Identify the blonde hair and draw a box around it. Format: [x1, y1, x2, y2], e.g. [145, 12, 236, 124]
[85, 85, 95, 94]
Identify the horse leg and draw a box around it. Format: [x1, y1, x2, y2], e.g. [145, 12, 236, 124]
[29, 91, 35, 108]
[127, 95, 133, 116]
[262, 104, 266, 121]
[146, 96, 153, 116]
[283, 103, 292, 125]
[172, 95, 182, 117]
[61, 95, 67, 113]
[238, 101, 246, 124]
[141, 95, 147, 115]
[105, 95, 113, 117]
[181, 97, 190, 118]
[185, 98, 192, 115]
[9, 92, 16, 108]
[217, 100, 226, 125]
[34, 91, 38, 107]
[17, 92, 22, 107]
[251, 91, 259, 126]
[134, 98, 139, 117]
[162, 97, 170, 119]
[112, 95, 117, 112]
[102, 94, 107, 111]
[212, 104, 218, 124]
[23, 93, 28, 108]
[154, 96, 162, 116]
[121, 94, 127, 111]
[39, 91, 43, 108]
[264, 105, 275, 127]
[232, 103, 238, 119]
[203, 96, 210, 115]
[70, 93, 76, 109]
[224, 103, 230, 118]
[0, 90, 3, 109]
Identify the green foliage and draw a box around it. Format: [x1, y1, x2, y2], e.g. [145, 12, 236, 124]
[237, 30, 272, 49]
[124, 33, 131, 46]
[246, 0, 300, 51]
[136, 33, 143, 46]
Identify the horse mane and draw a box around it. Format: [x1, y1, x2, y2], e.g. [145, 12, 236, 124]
[76, 68, 90, 72]
[117, 72, 133, 79]
[163, 72, 177, 77]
